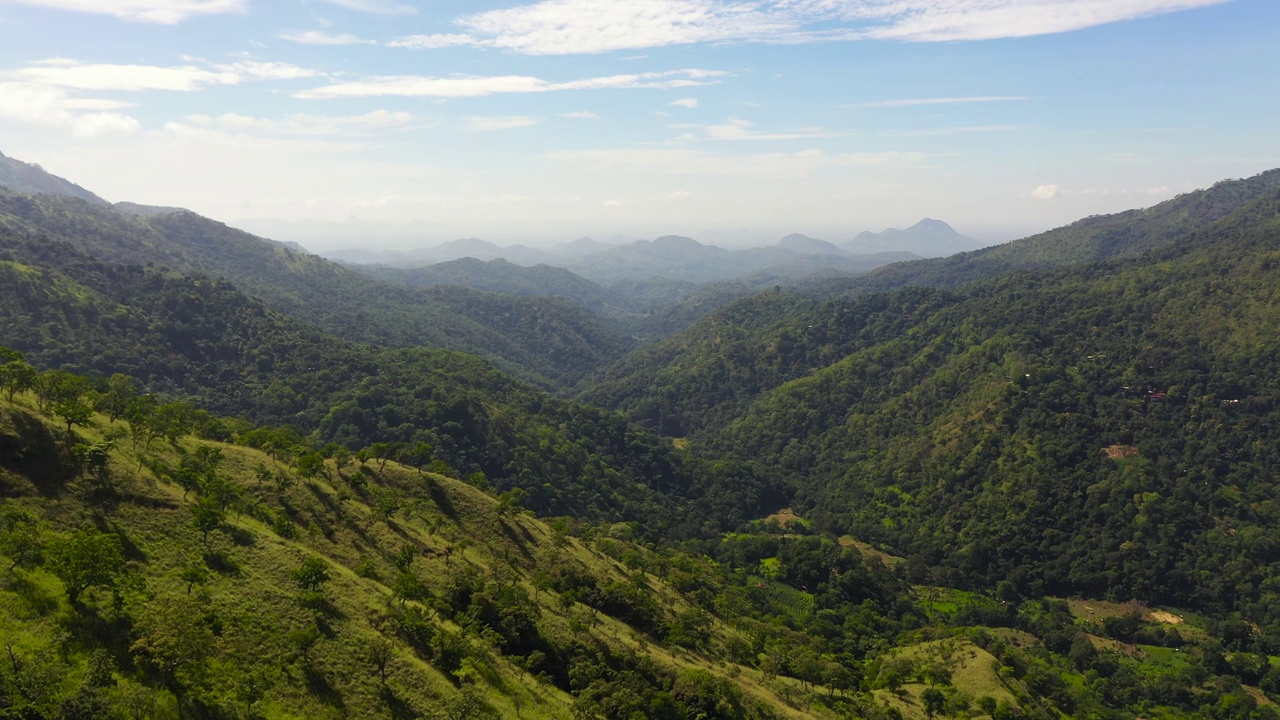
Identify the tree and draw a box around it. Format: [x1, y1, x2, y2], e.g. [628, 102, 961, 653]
[179, 563, 209, 594]
[52, 398, 94, 434]
[922, 687, 947, 718]
[46, 529, 126, 606]
[392, 571, 430, 607]
[35, 370, 90, 413]
[294, 451, 327, 482]
[292, 556, 331, 592]
[72, 441, 115, 493]
[367, 636, 394, 685]
[97, 374, 138, 424]
[0, 503, 43, 572]
[191, 499, 226, 548]
[0, 357, 36, 402]
[496, 487, 528, 518]
[130, 592, 214, 691]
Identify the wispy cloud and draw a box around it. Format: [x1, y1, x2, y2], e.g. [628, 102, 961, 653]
[676, 117, 844, 141]
[0, 81, 139, 137]
[296, 69, 725, 100]
[387, 33, 481, 50]
[1032, 184, 1061, 200]
[0, 0, 246, 23]
[463, 115, 539, 132]
[186, 110, 412, 136]
[549, 147, 927, 178]
[277, 30, 375, 46]
[444, 0, 1228, 55]
[671, 97, 699, 108]
[855, 96, 1028, 108]
[5, 58, 320, 92]
[321, 0, 415, 16]
[889, 125, 1026, 137]
[562, 111, 600, 119]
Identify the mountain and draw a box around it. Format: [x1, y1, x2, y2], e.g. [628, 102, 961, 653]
[0, 389, 814, 719]
[324, 237, 564, 268]
[113, 201, 185, 217]
[552, 236, 619, 256]
[8, 160, 1280, 717]
[583, 171, 1280, 626]
[0, 229, 776, 533]
[846, 218, 981, 258]
[776, 233, 844, 255]
[0, 182, 630, 389]
[0, 150, 108, 206]
[357, 257, 638, 316]
[565, 235, 912, 286]
[816, 172, 1280, 299]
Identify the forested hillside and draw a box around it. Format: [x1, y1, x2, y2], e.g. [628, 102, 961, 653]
[588, 175, 1280, 635]
[0, 190, 631, 388]
[8, 153, 1280, 719]
[814, 169, 1280, 297]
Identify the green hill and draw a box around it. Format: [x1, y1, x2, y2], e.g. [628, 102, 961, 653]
[691, 183, 1280, 621]
[0, 188, 630, 389]
[815, 168, 1280, 297]
[7, 165, 1280, 718]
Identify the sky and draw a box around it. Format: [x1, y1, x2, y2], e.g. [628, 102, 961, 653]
[0, 0, 1278, 248]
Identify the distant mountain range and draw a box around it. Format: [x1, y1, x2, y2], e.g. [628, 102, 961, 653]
[846, 218, 982, 257]
[0, 150, 633, 389]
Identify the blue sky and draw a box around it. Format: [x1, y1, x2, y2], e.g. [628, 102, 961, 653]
[0, 0, 1277, 247]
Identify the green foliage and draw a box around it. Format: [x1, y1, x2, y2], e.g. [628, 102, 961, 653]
[0, 189, 633, 388]
[45, 528, 126, 605]
[0, 502, 43, 571]
[292, 556, 330, 592]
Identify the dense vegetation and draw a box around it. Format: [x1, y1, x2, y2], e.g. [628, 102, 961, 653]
[5, 378, 1280, 720]
[0, 232, 780, 537]
[0, 189, 631, 388]
[7, 157, 1280, 719]
[590, 173, 1280, 638]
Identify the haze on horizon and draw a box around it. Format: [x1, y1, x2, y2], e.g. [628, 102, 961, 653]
[1, 0, 1277, 247]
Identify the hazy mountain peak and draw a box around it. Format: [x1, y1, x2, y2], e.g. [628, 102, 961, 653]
[651, 235, 705, 248]
[0, 150, 109, 207]
[777, 233, 844, 255]
[847, 218, 979, 258]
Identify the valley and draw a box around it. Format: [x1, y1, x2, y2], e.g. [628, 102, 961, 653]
[3, 153, 1280, 720]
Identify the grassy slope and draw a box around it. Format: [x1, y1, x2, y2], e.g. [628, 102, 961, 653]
[0, 394, 809, 719]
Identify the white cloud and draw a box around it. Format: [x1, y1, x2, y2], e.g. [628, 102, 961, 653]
[549, 147, 926, 178]
[387, 33, 480, 49]
[890, 125, 1025, 137]
[855, 96, 1027, 108]
[1032, 184, 1061, 200]
[296, 68, 725, 100]
[671, 97, 699, 108]
[5, 59, 321, 92]
[70, 112, 141, 138]
[0, 0, 245, 23]
[562, 111, 600, 119]
[679, 117, 843, 141]
[463, 116, 539, 132]
[187, 110, 413, 136]
[322, 0, 415, 15]
[278, 30, 375, 46]
[0, 81, 139, 138]
[450, 0, 1227, 55]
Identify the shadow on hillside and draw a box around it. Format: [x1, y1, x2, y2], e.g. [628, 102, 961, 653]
[304, 667, 345, 710]
[0, 407, 78, 497]
[380, 686, 418, 720]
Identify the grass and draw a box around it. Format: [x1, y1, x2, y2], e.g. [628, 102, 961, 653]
[0, 392, 825, 719]
[872, 639, 1019, 720]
